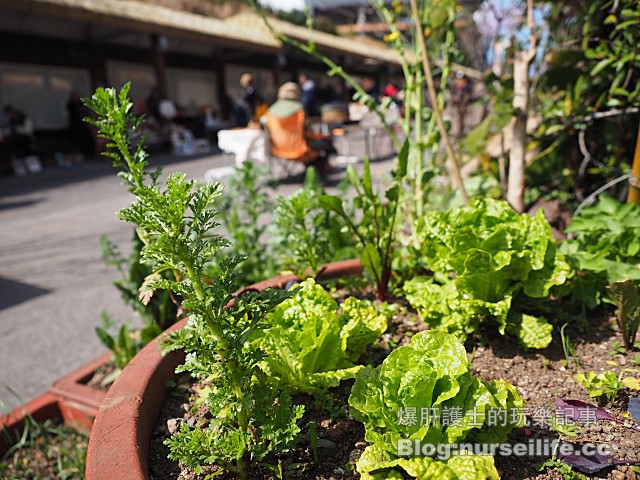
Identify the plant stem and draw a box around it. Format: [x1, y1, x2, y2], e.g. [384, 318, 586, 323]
[184, 261, 250, 477]
[414, 66, 424, 218]
[409, 0, 469, 204]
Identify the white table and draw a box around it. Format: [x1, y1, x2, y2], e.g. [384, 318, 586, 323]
[217, 128, 267, 167]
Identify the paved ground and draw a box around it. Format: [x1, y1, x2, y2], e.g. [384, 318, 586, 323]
[0, 146, 394, 413]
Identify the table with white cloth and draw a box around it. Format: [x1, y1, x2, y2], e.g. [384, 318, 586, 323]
[217, 128, 267, 167]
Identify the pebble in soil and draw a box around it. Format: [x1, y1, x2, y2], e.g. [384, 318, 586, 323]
[472, 315, 640, 480]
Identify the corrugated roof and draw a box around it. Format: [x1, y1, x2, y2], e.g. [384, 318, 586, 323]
[225, 11, 403, 65]
[0, 0, 281, 50]
[0, 0, 403, 66]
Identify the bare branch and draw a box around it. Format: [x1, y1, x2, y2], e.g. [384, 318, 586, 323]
[409, 0, 469, 204]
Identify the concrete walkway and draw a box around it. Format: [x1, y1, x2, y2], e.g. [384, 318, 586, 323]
[0, 149, 393, 412]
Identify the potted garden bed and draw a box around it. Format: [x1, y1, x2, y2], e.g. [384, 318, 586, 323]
[85, 259, 363, 480]
[1, 392, 63, 454]
[1, 392, 89, 477]
[48, 352, 112, 434]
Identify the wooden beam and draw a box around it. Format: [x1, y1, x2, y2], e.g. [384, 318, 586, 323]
[336, 18, 468, 35]
[627, 121, 640, 205]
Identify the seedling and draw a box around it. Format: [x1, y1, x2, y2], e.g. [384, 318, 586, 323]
[609, 280, 640, 352]
[560, 323, 579, 368]
[320, 144, 409, 301]
[610, 341, 626, 356]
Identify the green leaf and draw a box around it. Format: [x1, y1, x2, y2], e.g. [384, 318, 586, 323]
[361, 243, 382, 282]
[347, 164, 363, 192]
[95, 326, 115, 351]
[591, 58, 614, 75]
[508, 312, 553, 349]
[340, 297, 389, 362]
[445, 455, 500, 480]
[319, 194, 346, 217]
[461, 115, 493, 157]
[609, 280, 640, 350]
[362, 156, 374, 199]
[397, 138, 409, 177]
[604, 14, 617, 24]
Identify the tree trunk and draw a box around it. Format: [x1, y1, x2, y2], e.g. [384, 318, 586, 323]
[507, 52, 529, 213]
[506, 0, 536, 213]
[627, 121, 640, 205]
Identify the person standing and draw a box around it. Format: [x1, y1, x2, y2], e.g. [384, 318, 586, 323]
[67, 89, 94, 159]
[3, 104, 34, 155]
[298, 73, 318, 116]
[239, 72, 263, 125]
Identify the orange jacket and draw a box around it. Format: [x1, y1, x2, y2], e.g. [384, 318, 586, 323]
[265, 108, 318, 163]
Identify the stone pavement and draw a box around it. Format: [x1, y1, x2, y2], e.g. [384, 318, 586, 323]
[0, 149, 394, 412]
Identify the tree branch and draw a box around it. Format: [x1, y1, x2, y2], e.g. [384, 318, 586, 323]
[409, 0, 468, 204]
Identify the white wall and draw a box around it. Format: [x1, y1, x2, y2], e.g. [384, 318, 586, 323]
[0, 63, 91, 130]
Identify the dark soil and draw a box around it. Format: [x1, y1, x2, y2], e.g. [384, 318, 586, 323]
[472, 314, 640, 480]
[148, 295, 640, 480]
[0, 419, 87, 479]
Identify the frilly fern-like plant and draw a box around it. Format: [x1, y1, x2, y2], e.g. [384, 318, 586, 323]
[84, 83, 303, 478]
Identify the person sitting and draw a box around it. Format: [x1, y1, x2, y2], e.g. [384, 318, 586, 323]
[3, 105, 37, 168]
[264, 82, 335, 175]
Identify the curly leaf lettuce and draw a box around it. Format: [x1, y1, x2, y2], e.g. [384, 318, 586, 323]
[562, 196, 640, 283]
[254, 279, 387, 394]
[357, 444, 499, 480]
[406, 198, 568, 348]
[349, 331, 522, 479]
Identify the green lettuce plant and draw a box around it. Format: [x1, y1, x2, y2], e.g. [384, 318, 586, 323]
[84, 84, 302, 479]
[561, 196, 640, 311]
[562, 196, 640, 282]
[253, 278, 388, 395]
[404, 198, 569, 348]
[349, 330, 524, 479]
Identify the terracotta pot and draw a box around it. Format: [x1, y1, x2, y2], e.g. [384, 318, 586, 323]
[0, 393, 67, 454]
[1, 353, 113, 454]
[49, 352, 111, 434]
[85, 259, 363, 480]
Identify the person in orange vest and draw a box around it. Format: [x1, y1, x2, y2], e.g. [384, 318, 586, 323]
[264, 82, 335, 175]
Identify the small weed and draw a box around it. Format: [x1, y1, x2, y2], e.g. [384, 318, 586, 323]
[547, 415, 579, 438]
[1, 415, 87, 480]
[575, 370, 621, 405]
[539, 457, 587, 480]
[560, 323, 579, 368]
[611, 341, 626, 356]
